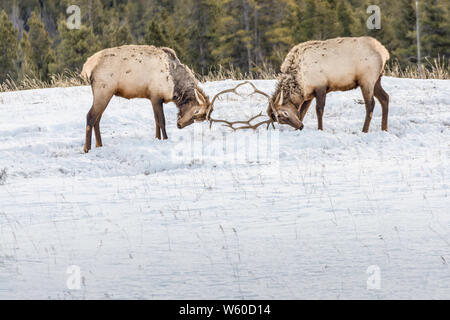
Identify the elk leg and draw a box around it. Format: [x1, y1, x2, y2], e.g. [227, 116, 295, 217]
[314, 88, 327, 130]
[361, 85, 376, 133]
[155, 123, 161, 140]
[298, 99, 313, 121]
[374, 77, 389, 131]
[94, 113, 104, 148]
[84, 90, 113, 153]
[84, 107, 97, 153]
[151, 98, 168, 140]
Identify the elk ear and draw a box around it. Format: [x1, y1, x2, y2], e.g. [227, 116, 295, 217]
[195, 89, 205, 105]
[273, 92, 283, 109]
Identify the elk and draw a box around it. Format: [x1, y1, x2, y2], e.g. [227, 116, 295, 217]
[81, 45, 213, 153]
[266, 37, 390, 132]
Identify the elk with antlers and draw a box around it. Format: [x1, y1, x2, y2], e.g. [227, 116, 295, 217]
[267, 37, 390, 132]
[81, 45, 213, 153]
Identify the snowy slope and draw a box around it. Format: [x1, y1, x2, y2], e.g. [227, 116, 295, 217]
[0, 77, 449, 299]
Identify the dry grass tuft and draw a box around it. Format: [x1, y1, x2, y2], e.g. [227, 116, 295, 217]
[385, 56, 449, 80]
[0, 59, 448, 93]
[200, 63, 277, 82]
[0, 70, 88, 92]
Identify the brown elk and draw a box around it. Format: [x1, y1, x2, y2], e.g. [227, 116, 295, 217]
[266, 37, 390, 132]
[81, 45, 214, 153]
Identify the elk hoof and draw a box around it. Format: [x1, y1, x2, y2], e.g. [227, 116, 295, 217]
[84, 146, 90, 153]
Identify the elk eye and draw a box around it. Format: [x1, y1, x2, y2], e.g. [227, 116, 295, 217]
[282, 111, 289, 117]
[194, 110, 200, 115]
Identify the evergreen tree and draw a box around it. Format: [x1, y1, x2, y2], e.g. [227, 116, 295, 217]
[102, 10, 134, 48]
[0, 0, 448, 81]
[23, 11, 55, 80]
[0, 10, 19, 82]
[261, 0, 296, 68]
[337, 0, 356, 37]
[293, 0, 340, 42]
[421, 0, 450, 59]
[144, 9, 185, 58]
[389, 0, 417, 66]
[52, 20, 99, 73]
[18, 31, 34, 79]
[187, 0, 223, 74]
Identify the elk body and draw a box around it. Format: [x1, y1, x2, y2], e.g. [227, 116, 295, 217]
[268, 36, 390, 132]
[81, 45, 211, 153]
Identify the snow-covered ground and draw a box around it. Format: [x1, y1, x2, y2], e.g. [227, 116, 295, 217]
[0, 77, 449, 299]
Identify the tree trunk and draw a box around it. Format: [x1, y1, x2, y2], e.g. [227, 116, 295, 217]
[242, 0, 252, 73]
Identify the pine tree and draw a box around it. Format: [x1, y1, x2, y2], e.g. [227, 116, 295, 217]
[18, 31, 34, 79]
[187, 0, 223, 74]
[143, 3, 189, 62]
[144, 19, 169, 48]
[23, 11, 55, 80]
[386, 0, 417, 66]
[0, 10, 19, 82]
[115, 24, 134, 46]
[294, 0, 340, 42]
[102, 10, 134, 48]
[213, 0, 252, 72]
[420, 0, 450, 59]
[261, 0, 296, 68]
[52, 19, 99, 73]
[337, 0, 356, 37]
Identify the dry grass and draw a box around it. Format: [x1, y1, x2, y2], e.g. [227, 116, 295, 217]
[200, 63, 277, 82]
[0, 59, 448, 92]
[385, 56, 449, 80]
[0, 70, 88, 92]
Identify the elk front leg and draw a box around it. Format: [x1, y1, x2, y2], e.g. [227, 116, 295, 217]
[314, 88, 327, 130]
[298, 99, 313, 122]
[151, 98, 168, 140]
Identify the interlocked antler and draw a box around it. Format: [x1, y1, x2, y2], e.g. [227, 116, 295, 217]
[210, 112, 274, 131]
[209, 81, 275, 131]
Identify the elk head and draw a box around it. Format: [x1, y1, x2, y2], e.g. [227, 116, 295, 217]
[177, 88, 213, 129]
[268, 91, 304, 130]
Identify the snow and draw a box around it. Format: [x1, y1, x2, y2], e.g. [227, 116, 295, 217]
[0, 77, 449, 299]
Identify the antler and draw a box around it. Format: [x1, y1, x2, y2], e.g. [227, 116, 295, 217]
[210, 112, 274, 131]
[205, 82, 249, 121]
[209, 81, 275, 131]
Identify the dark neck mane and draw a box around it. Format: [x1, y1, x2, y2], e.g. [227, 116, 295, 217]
[164, 49, 208, 107]
[272, 72, 303, 104]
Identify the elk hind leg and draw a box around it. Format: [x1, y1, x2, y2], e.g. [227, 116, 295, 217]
[94, 113, 104, 148]
[374, 77, 389, 131]
[361, 84, 376, 133]
[84, 91, 113, 153]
